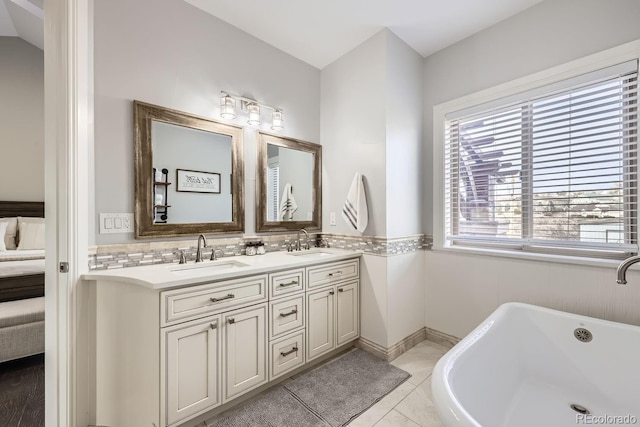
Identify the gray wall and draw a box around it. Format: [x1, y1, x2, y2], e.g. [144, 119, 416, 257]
[423, 0, 640, 234]
[93, 0, 320, 244]
[0, 37, 43, 202]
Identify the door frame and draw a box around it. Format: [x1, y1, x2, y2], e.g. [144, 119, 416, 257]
[44, 0, 92, 426]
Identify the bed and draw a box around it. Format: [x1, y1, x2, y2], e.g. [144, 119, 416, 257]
[0, 201, 45, 303]
[0, 201, 45, 363]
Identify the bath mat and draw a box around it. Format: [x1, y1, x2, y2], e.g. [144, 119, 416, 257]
[206, 386, 328, 427]
[284, 349, 411, 427]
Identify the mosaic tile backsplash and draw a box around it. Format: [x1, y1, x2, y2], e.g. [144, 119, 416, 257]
[88, 233, 433, 270]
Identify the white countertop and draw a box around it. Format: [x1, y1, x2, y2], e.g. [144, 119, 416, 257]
[82, 248, 361, 290]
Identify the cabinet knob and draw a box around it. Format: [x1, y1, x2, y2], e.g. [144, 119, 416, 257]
[210, 322, 217, 329]
[338, 288, 344, 292]
[329, 291, 335, 295]
[228, 318, 235, 324]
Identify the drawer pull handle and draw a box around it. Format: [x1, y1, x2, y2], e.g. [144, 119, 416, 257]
[328, 271, 343, 277]
[329, 291, 335, 295]
[280, 346, 298, 357]
[279, 309, 298, 318]
[279, 280, 298, 287]
[210, 293, 235, 303]
[228, 318, 235, 324]
[210, 322, 217, 329]
[338, 288, 344, 292]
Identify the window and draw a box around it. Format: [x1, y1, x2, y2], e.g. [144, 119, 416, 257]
[267, 163, 280, 221]
[443, 61, 638, 258]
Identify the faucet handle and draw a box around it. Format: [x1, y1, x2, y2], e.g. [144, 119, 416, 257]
[210, 249, 224, 261]
[176, 250, 187, 264]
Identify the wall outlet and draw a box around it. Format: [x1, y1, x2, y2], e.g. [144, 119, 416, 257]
[99, 213, 134, 234]
[330, 212, 336, 226]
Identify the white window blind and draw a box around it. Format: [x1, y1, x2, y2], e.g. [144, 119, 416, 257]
[444, 61, 638, 258]
[267, 164, 280, 221]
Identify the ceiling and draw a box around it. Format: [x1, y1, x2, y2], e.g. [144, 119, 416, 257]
[0, 0, 43, 50]
[0, 0, 545, 67]
[184, 0, 544, 69]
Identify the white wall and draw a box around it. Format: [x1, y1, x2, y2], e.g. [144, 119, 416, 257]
[321, 30, 388, 236]
[424, 0, 640, 338]
[0, 37, 44, 202]
[93, 0, 320, 245]
[322, 30, 425, 348]
[386, 32, 423, 237]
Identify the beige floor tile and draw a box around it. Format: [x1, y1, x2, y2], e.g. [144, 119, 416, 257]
[374, 409, 421, 427]
[390, 340, 447, 386]
[348, 380, 416, 426]
[395, 376, 444, 427]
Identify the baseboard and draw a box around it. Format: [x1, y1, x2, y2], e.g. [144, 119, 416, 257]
[424, 326, 460, 349]
[356, 328, 426, 362]
[356, 327, 461, 362]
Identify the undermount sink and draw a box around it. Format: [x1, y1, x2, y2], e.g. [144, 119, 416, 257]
[168, 260, 249, 275]
[287, 249, 333, 258]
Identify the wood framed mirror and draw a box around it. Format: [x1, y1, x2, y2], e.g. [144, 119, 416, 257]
[256, 131, 321, 232]
[134, 101, 245, 238]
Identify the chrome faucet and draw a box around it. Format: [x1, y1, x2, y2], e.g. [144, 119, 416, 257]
[296, 228, 310, 251]
[616, 255, 640, 285]
[196, 234, 207, 263]
[616, 255, 640, 284]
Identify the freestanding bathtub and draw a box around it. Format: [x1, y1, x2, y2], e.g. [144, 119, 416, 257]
[432, 302, 640, 427]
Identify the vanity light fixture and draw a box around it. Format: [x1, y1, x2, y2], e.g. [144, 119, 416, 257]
[220, 93, 236, 119]
[247, 102, 261, 125]
[271, 110, 284, 130]
[219, 91, 284, 130]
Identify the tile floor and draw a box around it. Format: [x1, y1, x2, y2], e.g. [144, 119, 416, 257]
[200, 339, 448, 427]
[347, 339, 447, 427]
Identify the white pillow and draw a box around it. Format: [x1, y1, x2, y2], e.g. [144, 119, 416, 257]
[0, 217, 18, 250]
[17, 220, 45, 250]
[0, 222, 7, 251]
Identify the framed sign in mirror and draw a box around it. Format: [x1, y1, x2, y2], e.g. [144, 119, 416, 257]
[256, 132, 321, 232]
[134, 101, 245, 238]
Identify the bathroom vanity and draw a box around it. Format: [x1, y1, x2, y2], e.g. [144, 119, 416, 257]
[83, 249, 360, 427]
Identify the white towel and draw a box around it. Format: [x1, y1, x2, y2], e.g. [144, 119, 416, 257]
[279, 183, 298, 221]
[342, 173, 368, 233]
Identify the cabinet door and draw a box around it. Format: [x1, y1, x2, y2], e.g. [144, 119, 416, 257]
[165, 315, 220, 426]
[336, 281, 359, 345]
[222, 304, 267, 402]
[306, 287, 335, 361]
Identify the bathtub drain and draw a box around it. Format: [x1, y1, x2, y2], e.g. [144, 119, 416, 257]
[570, 404, 590, 415]
[574, 328, 592, 342]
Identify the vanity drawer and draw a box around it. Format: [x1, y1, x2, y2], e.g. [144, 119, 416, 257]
[269, 294, 304, 339]
[161, 275, 268, 326]
[307, 259, 359, 289]
[269, 330, 305, 380]
[269, 268, 305, 299]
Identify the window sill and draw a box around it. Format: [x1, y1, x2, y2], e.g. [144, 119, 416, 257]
[431, 244, 625, 270]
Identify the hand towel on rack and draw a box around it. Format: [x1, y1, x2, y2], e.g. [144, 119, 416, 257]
[342, 172, 368, 233]
[279, 183, 298, 221]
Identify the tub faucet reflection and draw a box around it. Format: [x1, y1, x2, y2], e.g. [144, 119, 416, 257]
[616, 255, 640, 284]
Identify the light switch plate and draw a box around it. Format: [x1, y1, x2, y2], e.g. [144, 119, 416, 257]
[330, 212, 336, 226]
[99, 213, 134, 234]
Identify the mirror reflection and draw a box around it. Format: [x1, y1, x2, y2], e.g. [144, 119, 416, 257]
[256, 132, 321, 232]
[266, 144, 314, 222]
[152, 121, 232, 224]
[134, 101, 244, 238]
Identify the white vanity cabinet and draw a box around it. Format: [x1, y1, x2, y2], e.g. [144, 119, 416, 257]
[306, 259, 360, 361]
[86, 252, 360, 427]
